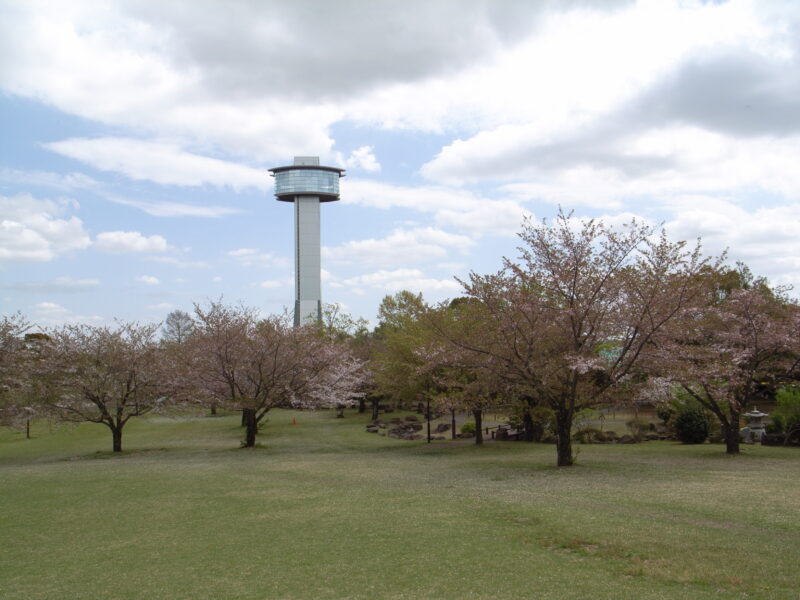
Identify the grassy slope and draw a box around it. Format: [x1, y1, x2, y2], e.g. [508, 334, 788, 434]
[0, 411, 798, 600]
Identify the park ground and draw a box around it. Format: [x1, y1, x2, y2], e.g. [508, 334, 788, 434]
[1, 409, 798, 600]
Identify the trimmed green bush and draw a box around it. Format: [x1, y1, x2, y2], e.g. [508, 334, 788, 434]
[656, 405, 675, 426]
[460, 422, 476, 435]
[674, 407, 709, 444]
[573, 426, 603, 444]
[626, 418, 650, 441]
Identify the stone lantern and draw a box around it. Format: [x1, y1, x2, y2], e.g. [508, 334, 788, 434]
[744, 407, 769, 443]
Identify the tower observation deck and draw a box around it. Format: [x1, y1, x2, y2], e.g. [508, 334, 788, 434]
[269, 156, 345, 326]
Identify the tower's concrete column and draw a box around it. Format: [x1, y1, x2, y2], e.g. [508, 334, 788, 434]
[295, 195, 322, 325]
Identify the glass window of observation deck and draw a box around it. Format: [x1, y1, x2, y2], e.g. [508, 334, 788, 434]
[275, 170, 339, 195]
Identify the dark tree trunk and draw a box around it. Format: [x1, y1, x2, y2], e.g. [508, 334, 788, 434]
[358, 398, 366, 414]
[243, 408, 257, 448]
[112, 426, 123, 453]
[523, 408, 534, 442]
[26, 419, 30, 439]
[426, 398, 431, 443]
[473, 409, 483, 445]
[555, 410, 573, 466]
[724, 412, 740, 454]
[371, 397, 379, 421]
[210, 403, 217, 416]
[451, 408, 457, 440]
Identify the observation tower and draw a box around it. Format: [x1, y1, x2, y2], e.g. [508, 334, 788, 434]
[269, 156, 345, 326]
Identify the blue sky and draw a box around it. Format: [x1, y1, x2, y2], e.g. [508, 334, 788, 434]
[1, 0, 799, 327]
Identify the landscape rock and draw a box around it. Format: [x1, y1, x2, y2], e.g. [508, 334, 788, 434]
[617, 434, 637, 444]
[405, 415, 419, 422]
[435, 423, 450, 433]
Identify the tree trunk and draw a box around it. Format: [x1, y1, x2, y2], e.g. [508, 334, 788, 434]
[26, 419, 30, 439]
[426, 398, 431, 443]
[451, 408, 457, 440]
[523, 408, 534, 442]
[473, 409, 483, 445]
[241, 410, 247, 427]
[243, 408, 257, 448]
[555, 410, 573, 466]
[724, 411, 740, 454]
[357, 398, 365, 414]
[112, 426, 123, 453]
[210, 403, 217, 416]
[371, 397, 379, 421]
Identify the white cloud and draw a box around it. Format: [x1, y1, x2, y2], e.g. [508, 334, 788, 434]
[343, 179, 529, 237]
[494, 127, 800, 209]
[146, 302, 176, 311]
[136, 275, 160, 285]
[95, 231, 168, 253]
[664, 198, 800, 291]
[212, 276, 222, 282]
[227, 248, 290, 268]
[44, 137, 270, 190]
[343, 269, 460, 294]
[34, 301, 70, 316]
[435, 201, 531, 237]
[323, 227, 475, 267]
[149, 256, 209, 268]
[338, 146, 381, 172]
[257, 280, 284, 289]
[107, 195, 244, 218]
[0, 168, 99, 191]
[0, 1, 550, 161]
[0, 194, 91, 263]
[32, 301, 103, 325]
[3, 276, 101, 292]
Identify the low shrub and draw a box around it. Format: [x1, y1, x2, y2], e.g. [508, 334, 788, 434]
[573, 426, 604, 444]
[656, 405, 675, 426]
[460, 422, 476, 435]
[674, 407, 709, 444]
[626, 418, 650, 441]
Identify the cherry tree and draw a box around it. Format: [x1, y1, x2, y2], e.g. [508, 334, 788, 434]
[0, 313, 35, 435]
[33, 322, 173, 452]
[655, 287, 800, 454]
[186, 301, 365, 448]
[439, 211, 711, 466]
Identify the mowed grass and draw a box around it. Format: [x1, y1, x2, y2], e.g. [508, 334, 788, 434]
[1, 411, 798, 600]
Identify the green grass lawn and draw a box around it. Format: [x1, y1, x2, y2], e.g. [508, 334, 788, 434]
[1, 410, 798, 600]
